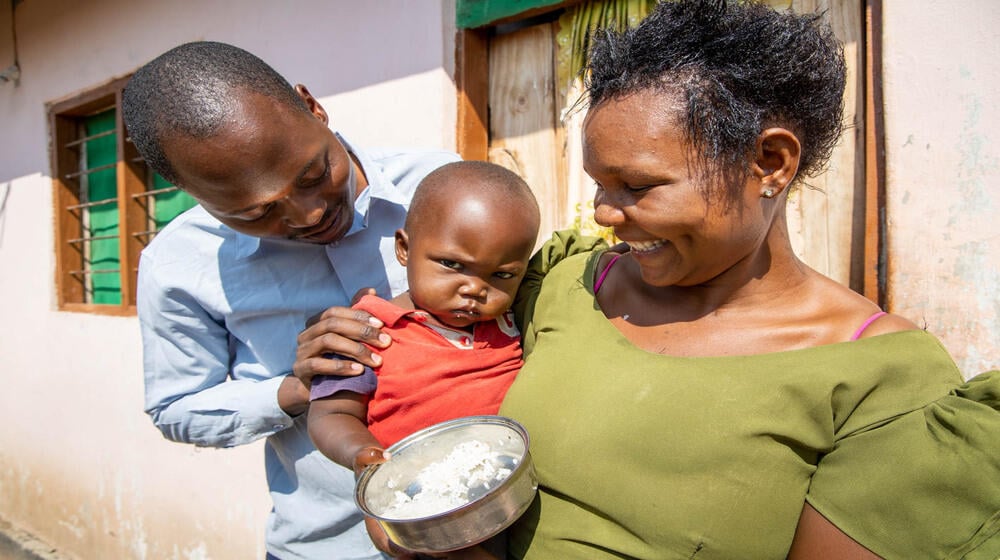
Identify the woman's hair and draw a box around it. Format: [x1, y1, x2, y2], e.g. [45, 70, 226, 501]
[122, 41, 309, 184]
[586, 0, 846, 200]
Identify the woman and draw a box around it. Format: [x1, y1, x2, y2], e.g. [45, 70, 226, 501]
[294, 1, 999, 558]
[497, 1, 1000, 559]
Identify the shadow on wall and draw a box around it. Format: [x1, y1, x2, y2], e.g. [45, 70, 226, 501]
[0, 182, 9, 248]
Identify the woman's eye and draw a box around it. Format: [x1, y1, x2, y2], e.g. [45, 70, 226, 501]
[625, 183, 653, 193]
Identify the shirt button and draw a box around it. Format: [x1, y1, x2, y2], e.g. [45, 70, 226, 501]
[273, 424, 285, 431]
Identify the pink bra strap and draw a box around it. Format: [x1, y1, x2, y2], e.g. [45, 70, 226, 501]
[594, 253, 623, 293]
[850, 311, 888, 341]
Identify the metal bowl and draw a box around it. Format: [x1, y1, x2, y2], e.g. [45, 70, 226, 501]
[355, 415, 537, 553]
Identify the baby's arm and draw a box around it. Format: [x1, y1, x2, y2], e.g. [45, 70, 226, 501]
[308, 394, 406, 557]
[307, 392, 387, 473]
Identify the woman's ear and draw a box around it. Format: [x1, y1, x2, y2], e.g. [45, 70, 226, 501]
[394, 229, 410, 267]
[294, 84, 329, 125]
[752, 128, 801, 199]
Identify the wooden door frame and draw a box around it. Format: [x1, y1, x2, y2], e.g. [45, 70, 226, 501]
[863, 0, 885, 306]
[455, 28, 490, 162]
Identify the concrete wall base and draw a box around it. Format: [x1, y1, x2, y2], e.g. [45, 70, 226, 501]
[0, 518, 72, 560]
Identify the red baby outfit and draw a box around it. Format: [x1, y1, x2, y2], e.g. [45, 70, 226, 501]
[310, 294, 523, 447]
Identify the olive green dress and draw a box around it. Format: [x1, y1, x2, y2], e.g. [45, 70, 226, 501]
[500, 240, 1000, 560]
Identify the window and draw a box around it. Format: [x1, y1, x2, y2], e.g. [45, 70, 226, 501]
[49, 76, 196, 314]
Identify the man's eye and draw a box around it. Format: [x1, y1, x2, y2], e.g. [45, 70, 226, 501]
[302, 163, 331, 187]
[439, 260, 462, 270]
[243, 203, 275, 222]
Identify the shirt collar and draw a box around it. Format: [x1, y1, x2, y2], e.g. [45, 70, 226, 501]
[232, 132, 407, 260]
[357, 294, 478, 349]
[357, 294, 413, 327]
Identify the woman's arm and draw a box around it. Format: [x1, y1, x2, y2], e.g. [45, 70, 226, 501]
[787, 504, 882, 559]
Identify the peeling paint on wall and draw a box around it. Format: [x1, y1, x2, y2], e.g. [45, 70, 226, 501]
[883, 0, 999, 378]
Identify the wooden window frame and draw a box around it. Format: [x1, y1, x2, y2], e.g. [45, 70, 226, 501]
[48, 75, 170, 315]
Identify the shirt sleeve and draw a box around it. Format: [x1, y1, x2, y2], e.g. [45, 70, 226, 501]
[806, 369, 1000, 559]
[139, 254, 294, 448]
[514, 229, 608, 338]
[310, 368, 378, 401]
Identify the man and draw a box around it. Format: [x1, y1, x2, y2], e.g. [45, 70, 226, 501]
[123, 41, 460, 560]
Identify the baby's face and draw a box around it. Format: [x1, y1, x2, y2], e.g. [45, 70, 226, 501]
[397, 195, 536, 330]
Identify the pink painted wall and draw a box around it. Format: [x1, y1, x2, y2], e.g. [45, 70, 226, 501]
[0, 1, 456, 558]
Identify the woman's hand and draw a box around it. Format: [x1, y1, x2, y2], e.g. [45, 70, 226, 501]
[293, 289, 392, 388]
[433, 545, 501, 559]
[364, 516, 418, 559]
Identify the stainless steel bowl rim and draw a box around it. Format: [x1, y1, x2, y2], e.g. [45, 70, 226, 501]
[354, 415, 538, 552]
[355, 415, 531, 521]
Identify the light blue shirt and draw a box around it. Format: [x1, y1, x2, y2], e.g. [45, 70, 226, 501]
[138, 135, 460, 560]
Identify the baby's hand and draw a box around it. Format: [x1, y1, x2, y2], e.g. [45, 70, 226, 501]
[353, 446, 390, 475]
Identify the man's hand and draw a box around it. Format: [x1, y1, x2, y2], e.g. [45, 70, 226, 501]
[294, 293, 392, 388]
[277, 374, 311, 417]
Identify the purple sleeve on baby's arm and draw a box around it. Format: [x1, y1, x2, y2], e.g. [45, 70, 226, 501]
[309, 367, 377, 400]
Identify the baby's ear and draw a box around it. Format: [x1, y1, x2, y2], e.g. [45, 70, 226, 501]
[394, 229, 410, 266]
[751, 128, 801, 198]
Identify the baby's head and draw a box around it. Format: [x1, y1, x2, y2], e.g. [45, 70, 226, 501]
[396, 161, 540, 330]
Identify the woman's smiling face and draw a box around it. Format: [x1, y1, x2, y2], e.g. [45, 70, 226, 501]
[583, 89, 773, 288]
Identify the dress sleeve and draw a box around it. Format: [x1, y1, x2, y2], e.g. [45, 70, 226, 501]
[513, 229, 607, 342]
[806, 370, 1000, 559]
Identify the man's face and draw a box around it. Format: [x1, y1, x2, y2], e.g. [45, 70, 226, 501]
[161, 87, 363, 244]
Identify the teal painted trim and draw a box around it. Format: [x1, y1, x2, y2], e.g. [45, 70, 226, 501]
[456, 0, 565, 28]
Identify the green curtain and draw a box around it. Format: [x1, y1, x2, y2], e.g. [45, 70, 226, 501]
[151, 173, 196, 229]
[84, 110, 120, 304]
[81, 110, 196, 305]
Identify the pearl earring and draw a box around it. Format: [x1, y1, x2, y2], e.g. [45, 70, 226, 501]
[762, 188, 775, 198]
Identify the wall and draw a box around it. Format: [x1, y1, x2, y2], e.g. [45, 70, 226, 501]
[0, 1, 456, 558]
[882, 0, 999, 378]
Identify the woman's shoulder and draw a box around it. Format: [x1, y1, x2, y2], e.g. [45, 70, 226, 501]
[805, 272, 921, 342]
[807, 368, 1000, 559]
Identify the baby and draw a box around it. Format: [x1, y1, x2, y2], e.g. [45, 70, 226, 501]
[307, 160, 540, 557]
